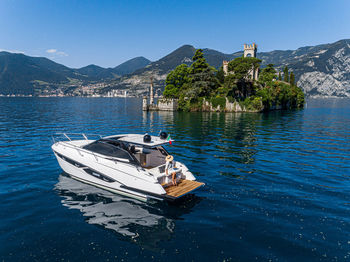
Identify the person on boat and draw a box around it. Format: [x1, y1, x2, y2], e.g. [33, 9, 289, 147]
[165, 155, 178, 186]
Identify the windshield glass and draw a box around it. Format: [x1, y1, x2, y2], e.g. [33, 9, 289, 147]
[83, 140, 137, 163]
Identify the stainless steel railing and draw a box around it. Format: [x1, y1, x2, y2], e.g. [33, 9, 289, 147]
[51, 132, 103, 143]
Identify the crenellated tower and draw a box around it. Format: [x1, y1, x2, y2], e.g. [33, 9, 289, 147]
[243, 43, 257, 58]
[223, 60, 229, 75]
[222, 43, 259, 80]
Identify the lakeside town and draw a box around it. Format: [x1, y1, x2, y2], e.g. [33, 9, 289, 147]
[0, 84, 163, 98]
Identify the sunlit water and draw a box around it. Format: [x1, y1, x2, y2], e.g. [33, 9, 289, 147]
[0, 97, 349, 261]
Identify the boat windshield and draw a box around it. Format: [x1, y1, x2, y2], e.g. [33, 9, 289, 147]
[83, 140, 137, 163]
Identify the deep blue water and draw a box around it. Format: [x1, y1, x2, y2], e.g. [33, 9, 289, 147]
[1, 97, 350, 261]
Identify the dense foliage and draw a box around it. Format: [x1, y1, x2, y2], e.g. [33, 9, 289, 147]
[163, 64, 189, 98]
[163, 49, 305, 112]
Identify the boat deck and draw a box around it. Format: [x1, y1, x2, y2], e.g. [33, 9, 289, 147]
[164, 179, 204, 200]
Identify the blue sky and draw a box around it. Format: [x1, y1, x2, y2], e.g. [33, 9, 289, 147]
[0, 0, 349, 68]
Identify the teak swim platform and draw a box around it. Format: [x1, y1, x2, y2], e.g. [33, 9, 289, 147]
[164, 180, 205, 200]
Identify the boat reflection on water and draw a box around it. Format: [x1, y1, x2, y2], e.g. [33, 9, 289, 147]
[54, 173, 201, 248]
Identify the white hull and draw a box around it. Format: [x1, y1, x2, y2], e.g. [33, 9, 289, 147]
[55, 154, 161, 201]
[51, 133, 202, 202]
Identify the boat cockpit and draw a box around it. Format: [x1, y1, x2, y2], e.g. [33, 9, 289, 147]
[82, 137, 170, 171]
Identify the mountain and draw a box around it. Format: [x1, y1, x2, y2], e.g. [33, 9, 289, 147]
[203, 48, 241, 67]
[1, 39, 350, 97]
[75, 64, 117, 80]
[74, 57, 150, 80]
[0, 53, 151, 95]
[259, 40, 350, 97]
[101, 45, 197, 95]
[102, 45, 243, 95]
[113, 56, 151, 75]
[0, 52, 86, 95]
[104, 45, 234, 95]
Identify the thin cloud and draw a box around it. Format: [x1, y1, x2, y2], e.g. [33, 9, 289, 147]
[46, 49, 68, 57]
[46, 49, 57, 54]
[56, 51, 68, 57]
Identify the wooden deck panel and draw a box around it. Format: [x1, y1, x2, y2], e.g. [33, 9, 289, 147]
[164, 179, 204, 199]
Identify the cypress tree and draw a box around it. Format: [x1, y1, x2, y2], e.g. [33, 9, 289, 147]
[283, 66, 289, 82]
[290, 72, 295, 86]
[278, 71, 282, 81]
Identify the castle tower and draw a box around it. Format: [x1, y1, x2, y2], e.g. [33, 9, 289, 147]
[221, 43, 259, 80]
[222, 61, 229, 75]
[243, 43, 259, 80]
[244, 43, 257, 58]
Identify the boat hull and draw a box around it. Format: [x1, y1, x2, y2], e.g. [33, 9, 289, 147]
[54, 153, 161, 201]
[51, 135, 204, 202]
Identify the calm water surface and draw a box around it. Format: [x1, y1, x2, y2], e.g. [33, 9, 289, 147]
[0, 97, 349, 261]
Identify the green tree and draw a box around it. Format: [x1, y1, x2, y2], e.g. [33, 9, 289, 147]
[191, 49, 210, 74]
[188, 49, 218, 97]
[283, 66, 289, 82]
[259, 63, 276, 85]
[256, 87, 273, 109]
[226, 57, 261, 98]
[278, 71, 282, 81]
[224, 74, 239, 97]
[289, 71, 295, 86]
[216, 66, 225, 85]
[163, 64, 190, 98]
[227, 57, 261, 82]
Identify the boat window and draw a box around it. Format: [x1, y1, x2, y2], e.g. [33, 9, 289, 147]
[83, 141, 133, 161]
[133, 146, 168, 169]
[158, 146, 169, 156]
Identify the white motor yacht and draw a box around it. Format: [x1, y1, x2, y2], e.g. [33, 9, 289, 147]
[51, 132, 204, 201]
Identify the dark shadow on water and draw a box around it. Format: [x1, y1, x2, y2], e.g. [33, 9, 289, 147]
[54, 173, 202, 251]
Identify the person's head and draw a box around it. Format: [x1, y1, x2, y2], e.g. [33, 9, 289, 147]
[166, 155, 174, 162]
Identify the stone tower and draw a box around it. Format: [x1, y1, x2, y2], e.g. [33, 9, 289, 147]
[244, 43, 257, 58]
[222, 43, 259, 80]
[244, 43, 258, 80]
[222, 60, 229, 75]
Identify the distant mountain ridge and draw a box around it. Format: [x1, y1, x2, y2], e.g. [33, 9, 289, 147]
[0, 52, 151, 95]
[113, 56, 151, 76]
[263, 40, 350, 97]
[1, 39, 350, 97]
[75, 64, 116, 80]
[0, 52, 79, 95]
[74, 57, 150, 80]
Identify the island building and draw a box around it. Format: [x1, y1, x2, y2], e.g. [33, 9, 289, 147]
[143, 43, 260, 112]
[143, 77, 178, 111]
[223, 43, 259, 80]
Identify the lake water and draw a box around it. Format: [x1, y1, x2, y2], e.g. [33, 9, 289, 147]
[1, 97, 350, 261]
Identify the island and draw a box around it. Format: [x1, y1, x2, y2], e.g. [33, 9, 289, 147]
[143, 44, 305, 112]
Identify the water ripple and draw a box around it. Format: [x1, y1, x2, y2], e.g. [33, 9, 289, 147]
[1, 97, 350, 261]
